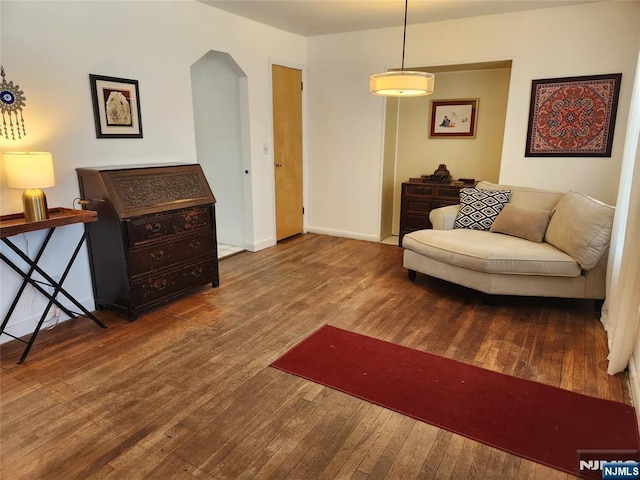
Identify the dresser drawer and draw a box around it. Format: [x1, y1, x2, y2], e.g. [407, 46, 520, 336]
[404, 184, 434, 196]
[127, 212, 175, 246]
[405, 212, 431, 230]
[130, 258, 217, 306]
[126, 231, 215, 277]
[436, 186, 464, 199]
[432, 198, 461, 209]
[405, 199, 432, 213]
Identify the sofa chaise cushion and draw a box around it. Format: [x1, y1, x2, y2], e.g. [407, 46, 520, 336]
[402, 229, 581, 277]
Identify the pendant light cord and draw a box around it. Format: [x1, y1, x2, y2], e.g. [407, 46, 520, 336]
[401, 0, 408, 71]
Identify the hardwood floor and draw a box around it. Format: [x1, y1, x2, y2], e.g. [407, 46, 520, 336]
[0, 233, 631, 479]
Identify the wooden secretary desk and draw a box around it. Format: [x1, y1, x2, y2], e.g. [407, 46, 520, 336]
[77, 163, 218, 320]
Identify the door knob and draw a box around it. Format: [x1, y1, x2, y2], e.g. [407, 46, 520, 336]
[275, 162, 283, 167]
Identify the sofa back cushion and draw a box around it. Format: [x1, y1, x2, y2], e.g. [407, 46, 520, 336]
[544, 191, 614, 270]
[477, 181, 563, 211]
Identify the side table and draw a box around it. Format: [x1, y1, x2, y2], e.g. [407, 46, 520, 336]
[0, 208, 107, 363]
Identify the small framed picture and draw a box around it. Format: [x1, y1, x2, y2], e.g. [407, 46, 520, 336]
[429, 99, 479, 138]
[89, 74, 143, 138]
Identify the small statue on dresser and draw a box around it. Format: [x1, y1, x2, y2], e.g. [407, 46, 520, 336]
[433, 164, 451, 180]
[422, 164, 452, 183]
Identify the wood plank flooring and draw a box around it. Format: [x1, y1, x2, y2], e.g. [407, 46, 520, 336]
[0, 233, 631, 479]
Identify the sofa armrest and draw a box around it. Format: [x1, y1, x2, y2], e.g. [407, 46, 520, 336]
[430, 204, 460, 230]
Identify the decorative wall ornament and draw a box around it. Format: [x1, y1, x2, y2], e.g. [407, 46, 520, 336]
[0, 66, 27, 140]
[525, 73, 622, 157]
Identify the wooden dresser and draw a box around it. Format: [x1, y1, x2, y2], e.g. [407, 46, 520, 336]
[399, 180, 472, 246]
[76, 164, 218, 320]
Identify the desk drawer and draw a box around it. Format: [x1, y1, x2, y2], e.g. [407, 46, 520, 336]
[127, 231, 215, 277]
[174, 206, 211, 234]
[127, 213, 175, 245]
[130, 257, 217, 306]
[126, 206, 212, 246]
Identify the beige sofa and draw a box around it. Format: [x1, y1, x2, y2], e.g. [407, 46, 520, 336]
[402, 181, 614, 302]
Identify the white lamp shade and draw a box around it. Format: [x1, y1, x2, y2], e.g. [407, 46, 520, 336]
[370, 71, 435, 97]
[3, 152, 56, 189]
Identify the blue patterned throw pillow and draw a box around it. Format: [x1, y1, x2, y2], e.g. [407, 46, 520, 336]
[454, 188, 511, 230]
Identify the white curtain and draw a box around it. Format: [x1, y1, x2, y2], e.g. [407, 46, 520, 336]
[601, 48, 640, 375]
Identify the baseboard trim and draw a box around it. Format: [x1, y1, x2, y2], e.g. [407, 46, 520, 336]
[245, 237, 275, 252]
[0, 297, 95, 345]
[306, 226, 379, 243]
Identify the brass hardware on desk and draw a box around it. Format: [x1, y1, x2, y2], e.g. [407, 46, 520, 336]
[150, 250, 164, 261]
[146, 222, 162, 233]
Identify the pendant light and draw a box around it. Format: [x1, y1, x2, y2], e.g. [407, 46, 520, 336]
[370, 0, 434, 97]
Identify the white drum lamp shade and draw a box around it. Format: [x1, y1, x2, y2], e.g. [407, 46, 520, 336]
[370, 71, 435, 97]
[3, 152, 56, 222]
[370, 0, 435, 97]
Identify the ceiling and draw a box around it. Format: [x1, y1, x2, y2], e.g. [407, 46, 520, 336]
[199, 0, 603, 37]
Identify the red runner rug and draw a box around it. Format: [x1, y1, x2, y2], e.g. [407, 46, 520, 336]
[271, 325, 639, 479]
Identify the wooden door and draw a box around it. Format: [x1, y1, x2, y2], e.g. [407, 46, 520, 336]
[272, 65, 303, 241]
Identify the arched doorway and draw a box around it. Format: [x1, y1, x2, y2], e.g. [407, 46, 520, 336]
[191, 51, 252, 257]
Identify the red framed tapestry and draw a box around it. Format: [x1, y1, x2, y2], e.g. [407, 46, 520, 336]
[525, 73, 622, 157]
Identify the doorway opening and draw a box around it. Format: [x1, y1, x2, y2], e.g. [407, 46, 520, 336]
[380, 60, 512, 245]
[191, 50, 252, 258]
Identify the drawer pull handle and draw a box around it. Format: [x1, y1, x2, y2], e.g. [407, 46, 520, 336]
[185, 215, 199, 227]
[146, 222, 162, 233]
[151, 278, 168, 290]
[191, 267, 203, 278]
[150, 250, 165, 261]
[188, 241, 201, 250]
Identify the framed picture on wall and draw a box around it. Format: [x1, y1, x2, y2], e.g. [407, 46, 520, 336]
[89, 74, 143, 138]
[429, 99, 478, 138]
[525, 73, 622, 157]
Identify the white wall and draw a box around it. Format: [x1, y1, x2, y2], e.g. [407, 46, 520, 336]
[0, 0, 306, 342]
[306, 1, 640, 241]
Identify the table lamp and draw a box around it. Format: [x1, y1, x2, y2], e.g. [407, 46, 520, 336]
[3, 152, 56, 222]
